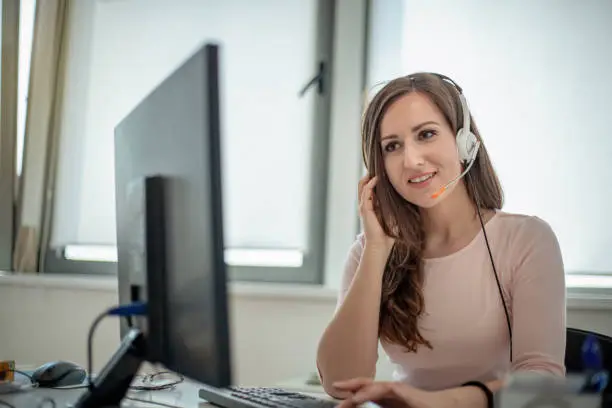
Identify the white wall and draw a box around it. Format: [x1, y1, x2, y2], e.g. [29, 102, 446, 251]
[1, 276, 612, 388]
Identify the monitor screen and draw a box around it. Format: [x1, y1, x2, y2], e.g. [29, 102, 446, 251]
[114, 43, 232, 388]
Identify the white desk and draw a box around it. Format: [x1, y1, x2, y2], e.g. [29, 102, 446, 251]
[0, 377, 331, 408]
[0, 379, 209, 407]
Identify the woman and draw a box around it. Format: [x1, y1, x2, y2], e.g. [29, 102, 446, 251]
[316, 73, 566, 408]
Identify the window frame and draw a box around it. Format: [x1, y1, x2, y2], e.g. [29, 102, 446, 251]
[0, 0, 19, 271]
[41, 0, 337, 284]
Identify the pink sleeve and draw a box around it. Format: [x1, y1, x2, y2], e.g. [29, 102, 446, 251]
[335, 234, 365, 312]
[510, 217, 566, 375]
[317, 235, 367, 382]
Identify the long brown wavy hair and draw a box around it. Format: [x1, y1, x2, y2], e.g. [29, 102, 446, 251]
[361, 73, 504, 352]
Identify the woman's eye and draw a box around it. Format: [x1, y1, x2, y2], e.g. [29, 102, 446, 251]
[383, 141, 400, 153]
[419, 130, 436, 140]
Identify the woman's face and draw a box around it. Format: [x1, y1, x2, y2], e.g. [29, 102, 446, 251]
[379, 92, 462, 208]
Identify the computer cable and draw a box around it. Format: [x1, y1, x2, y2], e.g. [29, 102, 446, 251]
[7, 369, 35, 384]
[86, 302, 148, 390]
[3, 368, 36, 389]
[124, 396, 182, 408]
[0, 397, 56, 408]
[48, 384, 89, 390]
[0, 399, 15, 408]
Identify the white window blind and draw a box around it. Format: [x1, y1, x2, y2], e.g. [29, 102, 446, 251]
[52, 0, 318, 253]
[368, 0, 612, 275]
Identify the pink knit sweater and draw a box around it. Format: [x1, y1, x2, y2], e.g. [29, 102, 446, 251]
[336, 211, 566, 390]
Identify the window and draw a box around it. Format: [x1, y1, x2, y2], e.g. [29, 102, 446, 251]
[367, 1, 612, 286]
[47, 0, 334, 283]
[17, 0, 36, 176]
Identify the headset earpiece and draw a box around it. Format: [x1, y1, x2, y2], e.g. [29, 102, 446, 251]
[456, 129, 480, 164]
[455, 93, 479, 164]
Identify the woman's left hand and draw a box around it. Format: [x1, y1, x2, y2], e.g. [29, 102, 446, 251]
[333, 378, 456, 408]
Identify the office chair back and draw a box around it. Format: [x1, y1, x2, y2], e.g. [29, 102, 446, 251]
[565, 327, 612, 394]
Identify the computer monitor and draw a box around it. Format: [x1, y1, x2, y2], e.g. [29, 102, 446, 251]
[73, 43, 231, 407]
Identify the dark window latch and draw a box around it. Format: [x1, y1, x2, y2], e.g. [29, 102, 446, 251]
[298, 61, 326, 97]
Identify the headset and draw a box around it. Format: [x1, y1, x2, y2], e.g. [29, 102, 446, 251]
[418, 73, 514, 362]
[428, 74, 480, 199]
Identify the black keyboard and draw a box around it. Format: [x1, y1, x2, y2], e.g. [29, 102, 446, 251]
[198, 384, 339, 408]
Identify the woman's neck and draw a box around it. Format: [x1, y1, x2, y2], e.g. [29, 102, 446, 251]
[420, 182, 479, 245]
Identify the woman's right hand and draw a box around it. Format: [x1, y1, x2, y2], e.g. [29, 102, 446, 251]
[358, 175, 394, 252]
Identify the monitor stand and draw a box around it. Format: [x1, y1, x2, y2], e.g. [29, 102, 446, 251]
[73, 328, 146, 408]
